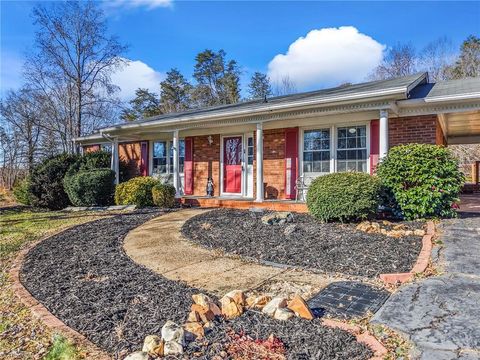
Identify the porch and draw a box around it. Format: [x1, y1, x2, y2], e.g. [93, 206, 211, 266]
[180, 196, 308, 213]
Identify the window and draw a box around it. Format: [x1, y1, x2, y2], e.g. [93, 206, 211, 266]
[303, 129, 330, 174]
[336, 126, 367, 172]
[247, 137, 254, 165]
[153, 141, 167, 175]
[169, 140, 185, 174]
[100, 143, 112, 153]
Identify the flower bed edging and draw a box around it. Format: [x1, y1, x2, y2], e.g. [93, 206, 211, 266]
[9, 231, 111, 360]
[321, 318, 388, 359]
[379, 221, 435, 285]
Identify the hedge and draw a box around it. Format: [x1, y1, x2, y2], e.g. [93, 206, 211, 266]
[152, 183, 176, 208]
[64, 168, 116, 206]
[114, 176, 159, 207]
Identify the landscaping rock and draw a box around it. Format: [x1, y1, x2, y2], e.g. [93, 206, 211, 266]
[192, 293, 213, 308]
[164, 341, 183, 356]
[142, 335, 162, 354]
[246, 295, 271, 309]
[191, 304, 215, 323]
[261, 212, 293, 225]
[414, 229, 425, 236]
[224, 290, 246, 306]
[161, 320, 184, 345]
[184, 322, 204, 339]
[273, 308, 295, 321]
[287, 295, 314, 320]
[124, 351, 149, 360]
[187, 310, 201, 323]
[220, 296, 243, 319]
[262, 297, 287, 317]
[284, 224, 297, 236]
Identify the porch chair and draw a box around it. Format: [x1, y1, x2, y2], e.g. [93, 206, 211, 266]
[295, 175, 308, 202]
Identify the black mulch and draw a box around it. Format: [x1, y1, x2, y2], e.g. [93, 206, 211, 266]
[181, 209, 424, 278]
[20, 210, 372, 359]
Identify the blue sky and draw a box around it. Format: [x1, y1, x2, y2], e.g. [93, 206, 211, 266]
[1, 1, 479, 100]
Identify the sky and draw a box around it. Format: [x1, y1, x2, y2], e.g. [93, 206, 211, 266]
[1, 0, 479, 101]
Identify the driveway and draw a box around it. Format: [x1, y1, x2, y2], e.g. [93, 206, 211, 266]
[372, 217, 480, 359]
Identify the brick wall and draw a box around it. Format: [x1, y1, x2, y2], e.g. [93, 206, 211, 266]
[192, 135, 221, 196]
[261, 128, 286, 199]
[83, 144, 100, 153]
[389, 114, 441, 147]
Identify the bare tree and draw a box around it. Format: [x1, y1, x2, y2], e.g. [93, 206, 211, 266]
[370, 43, 417, 80]
[273, 75, 297, 96]
[27, 1, 127, 153]
[0, 125, 24, 189]
[419, 37, 456, 82]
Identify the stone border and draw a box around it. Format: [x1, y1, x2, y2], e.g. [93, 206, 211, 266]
[322, 318, 388, 359]
[379, 221, 435, 285]
[9, 231, 111, 360]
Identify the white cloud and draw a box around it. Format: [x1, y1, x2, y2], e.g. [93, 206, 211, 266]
[267, 26, 385, 90]
[107, 0, 172, 10]
[111, 58, 164, 101]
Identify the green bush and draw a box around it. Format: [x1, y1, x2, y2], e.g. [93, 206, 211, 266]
[152, 183, 176, 208]
[30, 154, 79, 210]
[114, 176, 159, 207]
[376, 144, 464, 220]
[66, 150, 111, 176]
[306, 172, 382, 222]
[64, 168, 115, 206]
[13, 177, 32, 205]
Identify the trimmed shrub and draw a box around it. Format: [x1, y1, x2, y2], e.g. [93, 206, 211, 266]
[64, 168, 115, 206]
[376, 144, 464, 220]
[114, 176, 159, 207]
[306, 172, 382, 222]
[67, 150, 111, 176]
[152, 183, 176, 208]
[30, 154, 79, 210]
[13, 177, 32, 205]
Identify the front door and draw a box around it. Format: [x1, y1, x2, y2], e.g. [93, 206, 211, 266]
[223, 136, 243, 194]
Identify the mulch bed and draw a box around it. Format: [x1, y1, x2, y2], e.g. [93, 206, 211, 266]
[182, 209, 424, 278]
[21, 210, 371, 359]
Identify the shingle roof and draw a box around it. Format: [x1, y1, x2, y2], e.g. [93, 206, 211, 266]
[409, 77, 480, 101]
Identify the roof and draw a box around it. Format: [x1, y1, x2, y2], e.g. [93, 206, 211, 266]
[409, 77, 480, 102]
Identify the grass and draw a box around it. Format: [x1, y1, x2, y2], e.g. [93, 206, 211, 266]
[0, 207, 109, 359]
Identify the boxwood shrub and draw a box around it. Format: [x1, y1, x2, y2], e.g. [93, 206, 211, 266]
[29, 154, 79, 210]
[376, 144, 464, 220]
[114, 176, 159, 207]
[64, 168, 115, 206]
[13, 177, 32, 205]
[152, 183, 176, 208]
[67, 150, 111, 176]
[306, 172, 382, 222]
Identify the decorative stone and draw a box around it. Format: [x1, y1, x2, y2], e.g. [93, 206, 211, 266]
[284, 224, 297, 236]
[153, 341, 165, 357]
[274, 307, 295, 321]
[262, 297, 287, 317]
[164, 340, 183, 356]
[124, 351, 149, 360]
[414, 229, 426, 236]
[192, 293, 213, 308]
[220, 296, 243, 319]
[187, 310, 201, 323]
[184, 322, 205, 339]
[191, 304, 215, 322]
[161, 320, 184, 345]
[246, 295, 271, 309]
[142, 335, 162, 354]
[224, 290, 246, 305]
[208, 302, 222, 316]
[287, 295, 314, 320]
[261, 212, 293, 225]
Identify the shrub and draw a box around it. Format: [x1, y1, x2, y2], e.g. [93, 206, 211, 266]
[376, 144, 464, 220]
[13, 177, 32, 205]
[152, 183, 176, 208]
[30, 154, 79, 210]
[66, 150, 111, 176]
[64, 168, 115, 206]
[114, 176, 159, 207]
[306, 172, 382, 222]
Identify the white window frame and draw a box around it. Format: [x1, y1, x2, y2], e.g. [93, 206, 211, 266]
[149, 139, 186, 178]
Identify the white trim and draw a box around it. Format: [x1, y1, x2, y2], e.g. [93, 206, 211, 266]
[220, 134, 245, 197]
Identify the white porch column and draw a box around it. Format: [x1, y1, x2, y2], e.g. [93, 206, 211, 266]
[111, 138, 119, 184]
[379, 109, 389, 159]
[255, 122, 264, 202]
[172, 130, 180, 197]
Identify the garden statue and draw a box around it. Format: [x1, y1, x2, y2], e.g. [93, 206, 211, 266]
[206, 178, 214, 196]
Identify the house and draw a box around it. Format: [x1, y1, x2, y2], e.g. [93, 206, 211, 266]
[75, 73, 480, 211]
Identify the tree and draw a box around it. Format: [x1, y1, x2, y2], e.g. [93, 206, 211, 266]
[449, 35, 480, 79]
[370, 43, 417, 80]
[273, 75, 297, 96]
[121, 88, 162, 121]
[27, 1, 127, 153]
[160, 69, 193, 113]
[192, 49, 241, 107]
[248, 72, 272, 100]
[419, 37, 455, 82]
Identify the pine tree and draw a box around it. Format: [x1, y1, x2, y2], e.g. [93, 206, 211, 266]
[450, 35, 480, 79]
[159, 69, 193, 113]
[121, 88, 161, 122]
[248, 72, 272, 99]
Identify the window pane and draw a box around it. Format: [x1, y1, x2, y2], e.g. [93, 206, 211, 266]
[154, 142, 166, 158]
[336, 126, 367, 173]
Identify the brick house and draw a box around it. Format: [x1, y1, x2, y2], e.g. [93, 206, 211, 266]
[76, 73, 480, 210]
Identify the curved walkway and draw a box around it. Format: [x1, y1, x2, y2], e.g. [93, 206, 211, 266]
[373, 217, 480, 360]
[124, 209, 332, 298]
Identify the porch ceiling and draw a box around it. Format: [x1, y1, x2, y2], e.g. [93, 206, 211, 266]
[444, 110, 480, 144]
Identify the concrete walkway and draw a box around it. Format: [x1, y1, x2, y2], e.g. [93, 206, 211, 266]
[123, 209, 332, 298]
[373, 217, 480, 360]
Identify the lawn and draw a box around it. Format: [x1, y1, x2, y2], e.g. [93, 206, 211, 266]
[0, 207, 107, 360]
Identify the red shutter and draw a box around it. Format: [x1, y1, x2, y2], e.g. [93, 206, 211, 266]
[140, 141, 149, 176]
[284, 128, 299, 200]
[184, 137, 194, 195]
[370, 120, 379, 175]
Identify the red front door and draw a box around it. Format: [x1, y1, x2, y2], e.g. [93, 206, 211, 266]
[223, 136, 242, 194]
